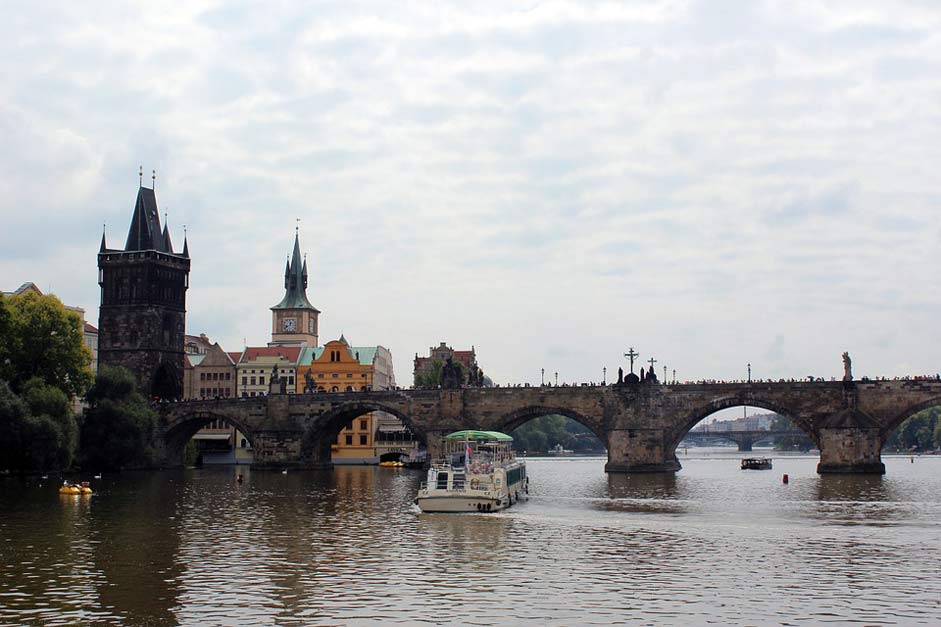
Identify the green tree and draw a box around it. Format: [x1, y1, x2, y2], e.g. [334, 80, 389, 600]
[414, 359, 464, 387]
[81, 366, 157, 471]
[886, 407, 941, 451]
[3, 291, 93, 398]
[0, 378, 77, 473]
[510, 414, 604, 453]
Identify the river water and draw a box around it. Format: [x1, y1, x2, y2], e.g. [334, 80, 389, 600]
[2, 450, 940, 626]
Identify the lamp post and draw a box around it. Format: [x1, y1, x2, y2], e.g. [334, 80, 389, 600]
[541, 368, 545, 386]
[555, 371, 558, 387]
[603, 366, 607, 386]
[673, 368, 676, 384]
[747, 362, 752, 383]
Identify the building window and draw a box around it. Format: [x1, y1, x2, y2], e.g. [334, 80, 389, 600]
[200, 373, 206, 381]
[345, 435, 353, 445]
[250, 392, 256, 397]
[361, 374, 368, 378]
[260, 376, 265, 385]
[288, 376, 294, 384]
[318, 374, 324, 379]
[250, 377, 256, 385]
[226, 373, 231, 380]
[347, 373, 353, 378]
[241, 391, 247, 398]
[345, 386, 353, 392]
[224, 388, 231, 397]
[360, 386, 368, 391]
[241, 438, 248, 448]
[331, 386, 339, 392]
[359, 435, 367, 445]
[332, 373, 338, 378]
[242, 376, 247, 385]
[360, 420, 367, 431]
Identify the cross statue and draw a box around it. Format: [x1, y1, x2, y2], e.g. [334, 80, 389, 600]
[624, 347, 639, 373]
[647, 356, 657, 370]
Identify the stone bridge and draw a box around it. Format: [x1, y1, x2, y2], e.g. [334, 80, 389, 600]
[157, 379, 941, 474]
[682, 430, 812, 451]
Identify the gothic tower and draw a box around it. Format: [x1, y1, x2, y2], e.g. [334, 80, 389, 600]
[270, 230, 320, 347]
[98, 181, 190, 400]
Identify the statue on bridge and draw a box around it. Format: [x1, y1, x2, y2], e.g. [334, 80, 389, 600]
[842, 352, 853, 382]
[304, 370, 316, 394]
[441, 357, 462, 390]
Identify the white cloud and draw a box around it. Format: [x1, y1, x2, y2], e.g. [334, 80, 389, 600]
[2, 0, 940, 386]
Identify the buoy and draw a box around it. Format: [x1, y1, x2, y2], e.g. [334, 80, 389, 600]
[782, 474, 789, 484]
[910, 456, 914, 463]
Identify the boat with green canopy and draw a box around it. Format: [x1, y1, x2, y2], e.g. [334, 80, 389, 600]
[415, 430, 528, 513]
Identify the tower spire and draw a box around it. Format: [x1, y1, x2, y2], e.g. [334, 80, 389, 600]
[100, 223, 107, 252]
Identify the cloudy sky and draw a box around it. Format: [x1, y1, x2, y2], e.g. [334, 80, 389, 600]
[2, 1, 939, 386]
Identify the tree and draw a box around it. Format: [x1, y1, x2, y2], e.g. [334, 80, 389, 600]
[0, 378, 77, 473]
[886, 407, 941, 451]
[2, 291, 93, 398]
[81, 366, 157, 471]
[414, 359, 464, 387]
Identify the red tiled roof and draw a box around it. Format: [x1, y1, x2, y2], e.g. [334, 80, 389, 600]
[227, 351, 243, 364]
[84, 322, 98, 333]
[241, 346, 302, 363]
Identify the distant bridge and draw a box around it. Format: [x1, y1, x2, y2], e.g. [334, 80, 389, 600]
[681, 430, 813, 451]
[157, 378, 941, 474]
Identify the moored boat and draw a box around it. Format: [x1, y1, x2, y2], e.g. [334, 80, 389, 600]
[415, 430, 528, 513]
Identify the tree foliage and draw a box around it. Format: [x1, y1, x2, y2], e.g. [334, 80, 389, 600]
[415, 359, 463, 387]
[885, 407, 941, 452]
[0, 291, 93, 398]
[80, 366, 157, 471]
[0, 378, 77, 472]
[510, 415, 605, 454]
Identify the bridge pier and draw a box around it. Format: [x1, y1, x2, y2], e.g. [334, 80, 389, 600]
[736, 436, 754, 452]
[605, 429, 681, 473]
[816, 426, 885, 474]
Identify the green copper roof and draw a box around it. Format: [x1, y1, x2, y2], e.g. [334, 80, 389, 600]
[298, 346, 378, 366]
[445, 430, 513, 442]
[272, 232, 320, 312]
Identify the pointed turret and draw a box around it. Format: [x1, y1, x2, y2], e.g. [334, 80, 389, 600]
[182, 234, 189, 258]
[124, 186, 169, 252]
[162, 223, 174, 253]
[99, 227, 108, 252]
[271, 231, 319, 312]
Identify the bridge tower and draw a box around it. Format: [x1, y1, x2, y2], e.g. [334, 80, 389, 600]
[269, 229, 320, 347]
[98, 178, 190, 400]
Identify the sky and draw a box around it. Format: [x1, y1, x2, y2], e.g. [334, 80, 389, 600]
[2, 1, 940, 387]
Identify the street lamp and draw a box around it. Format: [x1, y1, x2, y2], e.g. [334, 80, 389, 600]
[747, 362, 752, 383]
[541, 368, 545, 386]
[663, 365, 667, 384]
[673, 368, 676, 384]
[603, 366, 607, 386]
[554, 371, 558, 386]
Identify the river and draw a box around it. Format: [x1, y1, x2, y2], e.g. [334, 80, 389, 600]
[2, 450, 940, 626]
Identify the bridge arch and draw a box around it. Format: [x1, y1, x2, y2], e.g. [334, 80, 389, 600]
[498, 405, 605, 444]
[162, 409, 258, 464]
[671, 396, 817, 453]
[300, 400, 419, 465]
[882, 396, 941, 442]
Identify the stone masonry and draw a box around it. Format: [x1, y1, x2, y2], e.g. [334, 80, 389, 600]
[158, 378, 941, 474]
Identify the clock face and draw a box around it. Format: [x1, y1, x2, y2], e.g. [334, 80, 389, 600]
[283, 317, 297, 332]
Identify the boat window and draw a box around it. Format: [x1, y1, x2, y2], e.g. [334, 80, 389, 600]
[436, 472, 449, 490]
[452, 473, 465, 491]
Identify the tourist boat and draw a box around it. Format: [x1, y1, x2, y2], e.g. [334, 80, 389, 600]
[741, 457, 772, 470]
[59, 481, 93, 495]
[379, 460, 404, 467]
[415, 430, 528, 513]
[547, 443, 574, 456]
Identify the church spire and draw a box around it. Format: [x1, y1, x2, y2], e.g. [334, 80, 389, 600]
[100, 224, 108, 252]
[271, 230, 319, 313]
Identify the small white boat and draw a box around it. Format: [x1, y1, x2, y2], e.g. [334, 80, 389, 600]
[415, 430, 528, 513]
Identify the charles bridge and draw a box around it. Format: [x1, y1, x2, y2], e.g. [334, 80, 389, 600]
[157, 377, 941, 474]
[681, 429, 812, 452]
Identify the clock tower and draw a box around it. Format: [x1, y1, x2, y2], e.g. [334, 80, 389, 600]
[270, 229, 320, 347]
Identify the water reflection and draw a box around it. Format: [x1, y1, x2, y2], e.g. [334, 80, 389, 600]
[3, 457, 941, 626]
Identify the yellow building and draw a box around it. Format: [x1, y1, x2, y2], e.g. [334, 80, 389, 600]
[296, 336, 395, 463]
